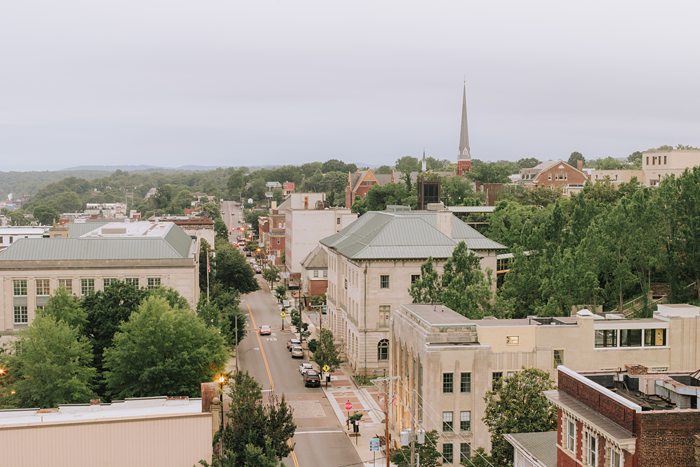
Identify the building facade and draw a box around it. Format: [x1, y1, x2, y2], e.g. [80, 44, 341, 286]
[546, 366, 700, 467]
[321, 206, 504, 375]
[0, 227, 48, 252]
[390, 303, 700, 464]
[281, 193, 356, 277]
[0, 221, 199, 332]
[520, 160, 589, 194]
[642, 149, 700, 186]
[300, 245, 329, 297]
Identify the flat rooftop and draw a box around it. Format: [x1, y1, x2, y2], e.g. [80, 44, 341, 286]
[0, 397, 203, 427]
[81, 221, 175, 238]
[401, 304, 474, 326]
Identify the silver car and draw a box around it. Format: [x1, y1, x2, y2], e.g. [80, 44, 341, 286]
[291, 345, 304, 358]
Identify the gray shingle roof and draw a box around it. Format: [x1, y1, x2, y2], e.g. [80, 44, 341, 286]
[320, 210, 505, 260]
[301, 245, 328, 269]
[504, 431, 557, 467]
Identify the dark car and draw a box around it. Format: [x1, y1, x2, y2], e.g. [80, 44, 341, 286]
[304, 370, 321, 388]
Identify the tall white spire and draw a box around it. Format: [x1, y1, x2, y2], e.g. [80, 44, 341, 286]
[458, 81, 471, 160]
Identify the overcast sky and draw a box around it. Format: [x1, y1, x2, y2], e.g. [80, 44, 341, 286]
[1, 1, 699, 171]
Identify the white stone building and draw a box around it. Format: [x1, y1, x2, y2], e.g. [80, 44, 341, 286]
[320, 206, 505, 375]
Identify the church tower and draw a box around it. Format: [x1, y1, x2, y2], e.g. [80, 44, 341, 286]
[456, 82, 472, 175]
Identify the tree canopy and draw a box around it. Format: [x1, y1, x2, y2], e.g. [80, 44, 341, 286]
[103, 296, 228, 399]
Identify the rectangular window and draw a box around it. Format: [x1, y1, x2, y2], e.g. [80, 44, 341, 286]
[58, 279, 73, 293]
[103, 278, 118, 288]
[81, 278, 95, 295]
[608, 447, 622, 467]
[411, 274, 420, 284]
[585, 432, 597, 467]
[442, 373, 453, 393]
[13, 279, 27, 296]
[125, 277, 139, 287]
[506, 335, 519, 345]
[460, 411, 471, 431]
[147, 277, 161, 289]
[595, 329, 618, 348]
[554, 349, 564, 367]
[380, 275, 390, 289]
[644, 328, 666, 347]
[442, 411, 453, 431]
[35, 279, 50, 296]
[566, 419, 576, 453]
[313, 270, 319, 278]
[442, 443, 453, 464]
[492, 372, 503, 389]
[323, 270, 327, 278]
[378, 305, 390, 328]
[460, 372, 471, 393]
[460, 443, 471, 463]
[620, 329, 642, 347]
[14, 305, 28, 324]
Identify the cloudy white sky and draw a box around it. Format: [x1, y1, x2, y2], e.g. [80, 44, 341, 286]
[1, 0, 699, 171]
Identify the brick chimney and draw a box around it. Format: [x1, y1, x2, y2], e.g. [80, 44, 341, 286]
[576, 159, 583, 172]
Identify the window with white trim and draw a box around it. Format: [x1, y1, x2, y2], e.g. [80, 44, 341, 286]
[442, 411, 453, 432]
[125, 277, 139, 287]
[13, 280, 27, 296]
[566, 418, 576, 453]
[608, 446, 622, 467]
[14, 305, 28, 324]
[147, 277, 161, 289]
[35, 279, 50, 296]
[81, 278, 95, 295]
[58, 279, 73, 294]
[460, 411, 471, 431]
[585, 431, 597, 467]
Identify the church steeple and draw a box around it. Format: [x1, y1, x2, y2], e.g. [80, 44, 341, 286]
[456, 82, 472, 175]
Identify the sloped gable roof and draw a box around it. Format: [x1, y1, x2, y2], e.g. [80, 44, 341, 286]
[320, 210, 505, 260]
[301, 245, 328, 269]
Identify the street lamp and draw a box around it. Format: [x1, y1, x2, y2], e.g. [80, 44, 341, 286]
[216, 374, 227, 456]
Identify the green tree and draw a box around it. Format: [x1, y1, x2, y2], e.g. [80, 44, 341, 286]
[441, 242, 492, 318]
[463, 448, 495, 467]
[395, 156, 421, 174]
[468, 161, 513, 183]
[103, 296, 228, 399]
[312, 329, 342, 373]
[390, 430, 441, 467]
[441, 176, 483, 206]
[409, 258, 442, 304]
[375, 165, 393, 174]
[567, 151, 585, 167]
[627, 151, 643, 168]
[83, 281, 148, 381]
[41, 287, 88, 332]
[275, 284, 287, 303]
[262, 266, 280, 288]
[214, 243, 260, 294]
[10, 315, 96, 408]
[516, 157, 540, 169]
[33, 204, 60, 225]
[483, 368, 556, 466]
[218, 372, 296, 466]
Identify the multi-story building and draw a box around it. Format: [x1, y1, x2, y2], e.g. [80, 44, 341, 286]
[300, 245, 328, 297]
[321, 205, 505, 376]
[642, 148, 700, 186]
[280, 193, 356, 279]
[519, 160, 589, 194]
[389, 303, 700, 465]
[0, 226, 48, 252]
[545, 366, 700, 466]
[345, 169, 397, 208]
[0, 221, 199, 332]
[85, 202, 127, 219]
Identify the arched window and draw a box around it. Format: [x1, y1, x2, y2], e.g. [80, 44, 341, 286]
[378, 339, 389, 361]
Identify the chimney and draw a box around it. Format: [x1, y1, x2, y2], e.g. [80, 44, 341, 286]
[304, 196, 309, 210]
[271, 200, 277, 210]
[434, 206, 452, 238]
[576, 159, 583, 172]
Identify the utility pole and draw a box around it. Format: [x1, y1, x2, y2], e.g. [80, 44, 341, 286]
[371, 375, 398, 467]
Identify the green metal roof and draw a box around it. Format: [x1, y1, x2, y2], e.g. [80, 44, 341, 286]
[320, 210, 505, 260]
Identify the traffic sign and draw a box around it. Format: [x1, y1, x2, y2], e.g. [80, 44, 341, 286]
[369, 437, 380, 452]
[345, 401, 353, 411]
[322, 364, 330, 373]
[280, 311, 286, 319]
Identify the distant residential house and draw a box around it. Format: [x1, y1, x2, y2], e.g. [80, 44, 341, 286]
[345, 169, 397, 208]
[519, 160, 588, 195]
[300, 245, 328, 297]
[282, 181, 296, 196]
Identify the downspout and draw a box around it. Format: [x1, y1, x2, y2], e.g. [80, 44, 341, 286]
[364, 262, 368, 376]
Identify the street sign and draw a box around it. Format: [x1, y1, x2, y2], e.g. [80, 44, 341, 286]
[280, 311, 286, 319]
[322, 364, 330, 373]
[369, 437, 380, 452]
[345, 401, 353, 411]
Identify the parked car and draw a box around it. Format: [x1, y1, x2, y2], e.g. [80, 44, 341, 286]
[259, 325, 271, 336]
[290, 345, 304, 358]
[298, 362, 314, 375]
[287, 338, 301, 351]
[304, 370, 321, 388]
[253, 265, 262, 274]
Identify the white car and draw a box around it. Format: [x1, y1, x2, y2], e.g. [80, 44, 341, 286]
[298, 362, 314, 376]
[259, 325, 272, 336]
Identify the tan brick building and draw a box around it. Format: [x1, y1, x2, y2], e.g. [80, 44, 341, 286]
[390, 303, 700, 464]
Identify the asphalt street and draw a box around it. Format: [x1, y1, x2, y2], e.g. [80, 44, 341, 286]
[223, 201, 363, 467]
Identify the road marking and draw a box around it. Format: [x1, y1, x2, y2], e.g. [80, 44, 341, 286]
[294, 430, 344, 435]
[246, 303, 275, 392]
[288, 439, 301, 467]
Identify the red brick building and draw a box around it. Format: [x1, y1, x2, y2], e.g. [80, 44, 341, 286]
[545, 366, 700, 467]
[344, 169, 396, 208]
[520, 160, 589, 194]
